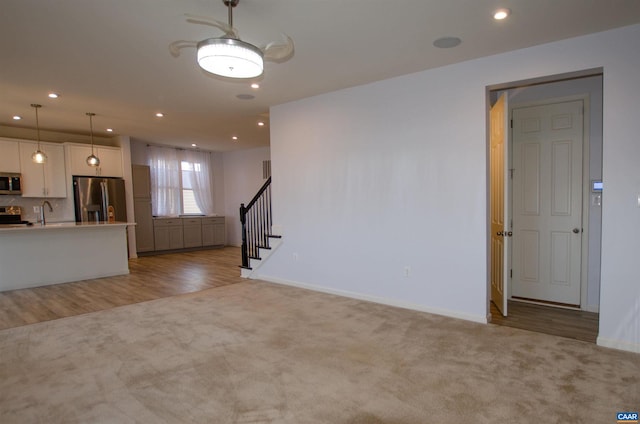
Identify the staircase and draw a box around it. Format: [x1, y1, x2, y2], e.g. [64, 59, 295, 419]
[239, 177, 282, 278]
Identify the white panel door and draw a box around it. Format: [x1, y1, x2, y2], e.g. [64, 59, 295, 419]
[512, 100, 583, 306]
[490, 93, 509, 316]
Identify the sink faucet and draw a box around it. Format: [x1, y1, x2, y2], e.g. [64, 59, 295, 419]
[40, 200, 53, 225]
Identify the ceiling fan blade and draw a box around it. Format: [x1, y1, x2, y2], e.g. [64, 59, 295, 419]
[184, 13, 239, 38]
[261, 34, 295, 63]
[169, 40, 198, 57]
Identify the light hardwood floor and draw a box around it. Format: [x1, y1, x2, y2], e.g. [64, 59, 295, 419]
[0, 247, 244, 331]
[490, 300, 599, 343]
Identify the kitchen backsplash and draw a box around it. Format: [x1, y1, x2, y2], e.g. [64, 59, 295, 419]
[0, 195, 75, 223]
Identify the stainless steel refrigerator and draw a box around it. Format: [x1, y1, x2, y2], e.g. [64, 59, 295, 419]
[73, 176, 127, 223]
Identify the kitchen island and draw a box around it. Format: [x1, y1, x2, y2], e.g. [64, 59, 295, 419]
[0, 222, 133, 292]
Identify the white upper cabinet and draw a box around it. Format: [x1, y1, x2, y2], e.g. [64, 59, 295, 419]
[67, 144, 123, 177]
[0, 138, 21, 172]
[18, 141, 67, 198]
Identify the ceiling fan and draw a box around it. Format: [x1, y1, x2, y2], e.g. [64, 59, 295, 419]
[169, 0, 294, 79]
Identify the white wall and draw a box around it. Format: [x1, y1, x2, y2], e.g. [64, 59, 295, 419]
[259, 24, 640, 352]
[222, 147, 271, 246]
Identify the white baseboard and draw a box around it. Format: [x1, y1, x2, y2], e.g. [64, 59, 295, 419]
[253, 274, 488, 324]
[597, 336, 640, 354]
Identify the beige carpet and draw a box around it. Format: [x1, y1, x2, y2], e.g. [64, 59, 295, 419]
[0, 281, 637, 423]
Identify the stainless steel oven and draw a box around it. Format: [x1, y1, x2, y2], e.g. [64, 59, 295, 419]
[0, 173, 22, 195]
[0, 205, 31, 225]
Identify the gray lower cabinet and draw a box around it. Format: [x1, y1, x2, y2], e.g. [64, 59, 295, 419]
[153, 218, 184, 250]
[202, 217, 225, 246]
[152, 216, 225, 251]
[182, 218, 203, 248]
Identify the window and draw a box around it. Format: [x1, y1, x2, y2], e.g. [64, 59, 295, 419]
[181, 161, 202, 215]
[148, 146, 214, 216]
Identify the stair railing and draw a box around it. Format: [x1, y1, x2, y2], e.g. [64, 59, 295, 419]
[239, 177, 272, 268]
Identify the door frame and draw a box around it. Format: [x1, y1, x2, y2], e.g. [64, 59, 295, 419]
[486, 68, 603, 320]
[509, 94, 591, 309]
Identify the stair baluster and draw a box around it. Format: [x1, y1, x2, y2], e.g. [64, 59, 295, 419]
[240, 177, 273, 269]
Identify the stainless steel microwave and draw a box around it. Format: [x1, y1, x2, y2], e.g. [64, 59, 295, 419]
[0, 173, 22, 195]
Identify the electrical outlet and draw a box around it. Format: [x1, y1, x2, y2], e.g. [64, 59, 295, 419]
[293, 253, 299, 261]
[33, 206, 40, 213]
[404, 266, 411, 277]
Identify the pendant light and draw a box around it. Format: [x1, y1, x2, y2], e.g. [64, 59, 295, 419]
[85, 112, 100, 167]
[31, 104, 47, 164]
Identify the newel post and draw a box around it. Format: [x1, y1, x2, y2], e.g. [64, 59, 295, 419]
[240, 203, 249, 268]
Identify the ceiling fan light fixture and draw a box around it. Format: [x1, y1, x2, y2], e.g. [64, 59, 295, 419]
[493, 8, 511, 20]
[197, 38, 264, 78]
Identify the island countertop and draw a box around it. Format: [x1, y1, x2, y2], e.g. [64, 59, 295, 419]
[0, 222, 134, 292]
[0, 221, 134, 232]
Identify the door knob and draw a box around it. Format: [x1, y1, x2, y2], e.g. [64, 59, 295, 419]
[573, 228, 580, 234]
[496, 231, 504, 236]
[506, 231, 513, 237]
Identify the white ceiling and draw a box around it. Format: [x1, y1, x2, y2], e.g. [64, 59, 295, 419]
[1, 0, 639, 152]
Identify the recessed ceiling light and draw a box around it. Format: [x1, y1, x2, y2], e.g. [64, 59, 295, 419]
[106, 128, 114, 132]
[155, 112, 164, 117]
[48, 93, 59, 99]
[232, 136, 238, 141]
[12, 115, 21, 120]
[257, 121, 265, 126]
[251, 83, 260, 89]
[236, 94, 255, 100]
[493, 8, 511, 20]
[433, 36, 462, 49]
[191, 143, 197, 147]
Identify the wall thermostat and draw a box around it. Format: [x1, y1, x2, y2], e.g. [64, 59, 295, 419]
[591, 180, 603, 192]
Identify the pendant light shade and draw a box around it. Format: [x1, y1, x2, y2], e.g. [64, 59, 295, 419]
[32, 150, 47, 164]
[86, 153, 100, 167]
[85, 112, 100, 167]
[31, 104, 47, 164]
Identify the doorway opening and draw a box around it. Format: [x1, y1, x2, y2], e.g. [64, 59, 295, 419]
[486, 69, 603, 341]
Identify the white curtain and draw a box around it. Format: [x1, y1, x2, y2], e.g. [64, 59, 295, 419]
[181, 150, 214, 215]
[148, 145, 181, 217]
